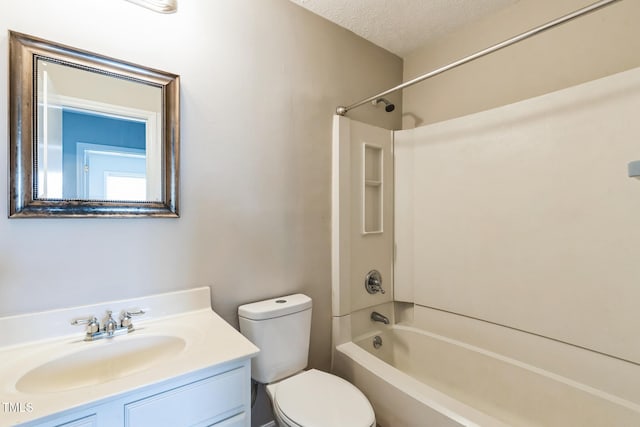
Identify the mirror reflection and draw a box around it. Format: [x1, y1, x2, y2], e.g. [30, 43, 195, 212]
[36, 59, 162, 202]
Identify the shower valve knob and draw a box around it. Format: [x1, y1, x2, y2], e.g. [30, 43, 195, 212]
[365, 270, 385, 294]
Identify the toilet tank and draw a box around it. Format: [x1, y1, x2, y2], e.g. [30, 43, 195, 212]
[238, 294, 312, 384]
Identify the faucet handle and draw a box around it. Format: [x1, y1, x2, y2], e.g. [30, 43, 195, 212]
[120, 309, 146, 330]
[365, 270, 385, 294]
[71, 316, 100, 334]
[124, 309, 146, 317]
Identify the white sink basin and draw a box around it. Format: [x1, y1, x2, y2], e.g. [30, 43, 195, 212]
[16, 335, 186, 393]
[0, 288, 260, 427]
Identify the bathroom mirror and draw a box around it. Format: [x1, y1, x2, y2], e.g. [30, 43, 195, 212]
[9, 31, 180, 217]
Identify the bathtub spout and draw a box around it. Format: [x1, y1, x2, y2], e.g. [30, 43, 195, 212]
[371, 311, 390, 324]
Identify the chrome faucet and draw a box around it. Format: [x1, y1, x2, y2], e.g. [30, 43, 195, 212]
[370, 311, 390, 325]
[72, 309, 145, 341]
[104, 311, 118, 337]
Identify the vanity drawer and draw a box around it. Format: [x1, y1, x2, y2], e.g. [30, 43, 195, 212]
[124, 367, 245, 427]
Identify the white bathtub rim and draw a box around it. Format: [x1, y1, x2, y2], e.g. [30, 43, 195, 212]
[376, 324, 640, 414]
[336, 341, 509, 427]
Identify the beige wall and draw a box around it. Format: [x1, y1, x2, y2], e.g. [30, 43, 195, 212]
[402, 0, 640, 128]
[0, 0, 401, 389]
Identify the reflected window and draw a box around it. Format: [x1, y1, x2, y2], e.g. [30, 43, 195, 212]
[77, 143, 146, 201]
[105, 173, 147, 201]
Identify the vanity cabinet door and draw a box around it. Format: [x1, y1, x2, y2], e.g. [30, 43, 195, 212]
[56, 415, 98, 427]
[23, 412, 99, 427]
[210, 413, 246, 427]
[53, 414, 98, 427]
[124, 367, 246, 427]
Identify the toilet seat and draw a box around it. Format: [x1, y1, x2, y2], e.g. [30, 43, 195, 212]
[270, 369, 375, 427]
[273, 403, 303, 427]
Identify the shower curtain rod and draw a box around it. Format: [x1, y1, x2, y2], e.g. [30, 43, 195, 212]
[335, 0, 624, 116]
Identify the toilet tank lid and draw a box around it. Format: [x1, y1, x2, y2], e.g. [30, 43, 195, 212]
[238, 294, 312, 320]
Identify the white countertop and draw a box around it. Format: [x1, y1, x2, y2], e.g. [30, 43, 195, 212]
[0, 287, 259, 426]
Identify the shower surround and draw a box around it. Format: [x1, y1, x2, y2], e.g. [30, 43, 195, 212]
[332, 66, 640, 425]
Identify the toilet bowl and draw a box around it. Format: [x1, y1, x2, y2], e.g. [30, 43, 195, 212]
[266, 369, 375, 427]
[238, 294, 375, 427]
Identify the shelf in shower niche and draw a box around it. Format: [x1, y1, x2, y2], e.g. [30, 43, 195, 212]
[362, 143, 383, 234]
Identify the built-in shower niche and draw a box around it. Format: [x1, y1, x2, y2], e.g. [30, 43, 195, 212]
[363, 143, 383, 234]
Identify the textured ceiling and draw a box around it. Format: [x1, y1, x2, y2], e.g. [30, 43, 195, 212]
[289, 0, 519, 57]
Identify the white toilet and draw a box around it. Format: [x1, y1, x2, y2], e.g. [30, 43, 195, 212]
[238, 294, 375, 427]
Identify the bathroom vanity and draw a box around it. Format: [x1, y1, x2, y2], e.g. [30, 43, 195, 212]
[0, 288, 259, 426]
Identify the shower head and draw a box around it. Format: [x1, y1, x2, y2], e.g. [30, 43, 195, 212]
[372, 97, 395, 112]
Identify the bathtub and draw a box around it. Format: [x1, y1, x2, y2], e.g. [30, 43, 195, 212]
[333, 324, 640, 427]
